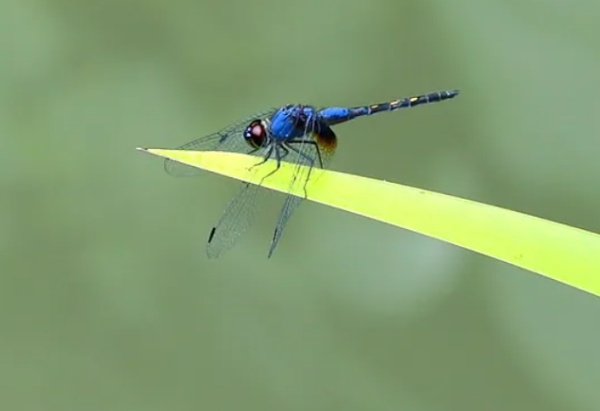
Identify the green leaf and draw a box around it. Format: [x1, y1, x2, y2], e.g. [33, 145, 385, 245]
[138, 148, 600, 297]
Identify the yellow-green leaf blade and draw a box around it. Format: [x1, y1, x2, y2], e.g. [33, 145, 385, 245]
[138, 148, 600, 297]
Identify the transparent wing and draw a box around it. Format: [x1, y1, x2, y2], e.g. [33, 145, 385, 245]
[206, 182, 272, 259]
[266, 117, 338, 257]
[164, 108, 278, 177]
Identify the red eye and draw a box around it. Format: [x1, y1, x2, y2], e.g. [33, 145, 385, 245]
[243, 119, 267, 148]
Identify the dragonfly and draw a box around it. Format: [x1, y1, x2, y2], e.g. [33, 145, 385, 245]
[165, 89, 459, 258]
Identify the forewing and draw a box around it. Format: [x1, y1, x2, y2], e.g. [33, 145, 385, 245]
[164, 108, 277, 177]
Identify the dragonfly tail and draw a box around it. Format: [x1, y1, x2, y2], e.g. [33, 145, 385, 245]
[364, 89, 459, 115]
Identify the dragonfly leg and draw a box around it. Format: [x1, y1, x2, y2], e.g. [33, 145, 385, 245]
[284, 143, 316, 198]
[278, 145, 290, 163]
[257, 144, 287, 186]
[248, 144, 273, 171]
[286, 139, 324, 168]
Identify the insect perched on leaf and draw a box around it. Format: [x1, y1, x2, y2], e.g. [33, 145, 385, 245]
[164, 89, 460, 258]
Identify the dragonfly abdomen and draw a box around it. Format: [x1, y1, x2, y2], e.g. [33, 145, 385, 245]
[363, 89, 459, 115]
[319, 89, 459, 126]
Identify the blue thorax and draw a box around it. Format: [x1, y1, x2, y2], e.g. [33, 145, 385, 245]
[268, 105, 358, 142]
[268, 105, 318, 141]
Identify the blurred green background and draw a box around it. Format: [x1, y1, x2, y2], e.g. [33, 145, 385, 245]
[2, 0, 600, 409]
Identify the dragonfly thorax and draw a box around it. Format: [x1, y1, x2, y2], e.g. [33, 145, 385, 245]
[243, 119, 270, 149]
[268, 105, 316, 141]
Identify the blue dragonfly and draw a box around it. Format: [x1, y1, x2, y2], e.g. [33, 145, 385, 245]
[165, 89, 459, 258]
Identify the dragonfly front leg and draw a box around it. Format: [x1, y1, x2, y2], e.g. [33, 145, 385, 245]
[248, 144, 274, 171]
[257, 144, 289, 186]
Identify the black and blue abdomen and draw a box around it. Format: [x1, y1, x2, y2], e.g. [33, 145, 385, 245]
[319, 89, 459, 126]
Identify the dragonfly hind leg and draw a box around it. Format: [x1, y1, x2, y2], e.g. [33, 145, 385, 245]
[286, 140, 323, 168]
[283, 142, 317, 198]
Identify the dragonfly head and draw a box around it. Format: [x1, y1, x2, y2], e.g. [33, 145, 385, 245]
[243, 119, 270, 149]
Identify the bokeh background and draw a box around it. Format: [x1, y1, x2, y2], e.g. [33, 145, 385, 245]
[2, 0, 600, 409]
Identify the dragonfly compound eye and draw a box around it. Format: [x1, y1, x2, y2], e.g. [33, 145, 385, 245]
[243, 119, 268, 148]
